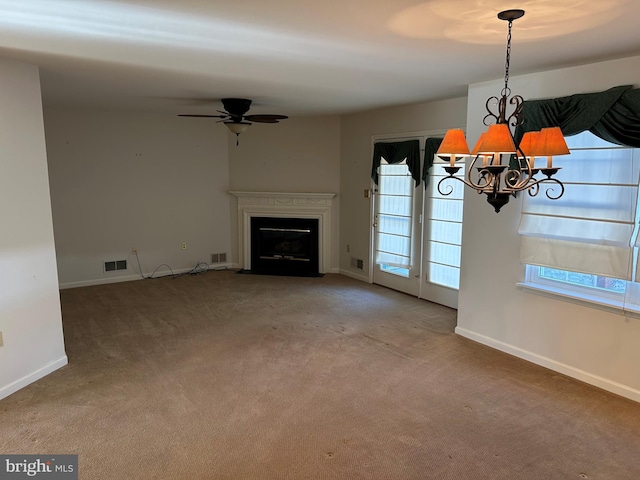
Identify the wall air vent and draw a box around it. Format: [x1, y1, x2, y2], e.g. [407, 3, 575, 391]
[211, 253, 227, 264]
[104, 260, 127, 273]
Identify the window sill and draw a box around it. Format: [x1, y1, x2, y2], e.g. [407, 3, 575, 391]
[516, 282, 640, 319]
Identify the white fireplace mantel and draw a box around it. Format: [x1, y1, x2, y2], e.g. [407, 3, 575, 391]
[229, 191, 336, 273]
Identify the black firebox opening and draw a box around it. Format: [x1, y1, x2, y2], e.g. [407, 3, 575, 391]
[250, 217, 320, 276]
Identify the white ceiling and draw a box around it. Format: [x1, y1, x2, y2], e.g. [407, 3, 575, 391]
[0, 0, 639, 116]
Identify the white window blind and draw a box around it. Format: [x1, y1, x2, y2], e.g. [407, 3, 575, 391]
[375, 161, 413, 268]
[518, 131, 640, 280]
[425, 159, 465, 289]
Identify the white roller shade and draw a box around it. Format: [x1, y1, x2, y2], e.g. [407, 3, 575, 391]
[375, 162, 413, 268]
[520, 237, 633, 279]
[519, 132, 640, 280]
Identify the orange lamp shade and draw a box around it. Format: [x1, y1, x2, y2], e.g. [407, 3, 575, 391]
[518, 131, 541, 157]
[437, 129, 470, 156]
[471, 133, 487, 155]
[477, 124, 516, 154]
[536, 127, 570, 156]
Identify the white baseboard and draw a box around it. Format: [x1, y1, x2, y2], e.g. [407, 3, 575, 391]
[0, 356, 68, 401]
[59, 263, 341, 289]
[60, 273, 143, 289]
[455, 327, 640, 404]
[208, 263, 235, 272]
[59, 264, 235, 290]
[339, 269, 369, 283]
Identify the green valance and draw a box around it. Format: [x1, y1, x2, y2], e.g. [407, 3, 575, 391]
[371, 140, 420, 186]
[422, 137, 443, 188]
[516, 85, 640, 147]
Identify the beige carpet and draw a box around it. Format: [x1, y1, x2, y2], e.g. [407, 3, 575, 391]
[1, 271, 639, 479]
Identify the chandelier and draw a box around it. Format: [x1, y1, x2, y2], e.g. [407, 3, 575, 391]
[436, 9, 570, 213]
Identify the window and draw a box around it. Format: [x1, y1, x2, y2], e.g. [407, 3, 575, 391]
[521, 131, 640, 311]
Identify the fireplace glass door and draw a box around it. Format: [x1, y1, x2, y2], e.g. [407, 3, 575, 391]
[250, 217, 319, 276]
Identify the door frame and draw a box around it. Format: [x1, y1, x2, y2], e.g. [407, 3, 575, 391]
[369, 129, 460, 306]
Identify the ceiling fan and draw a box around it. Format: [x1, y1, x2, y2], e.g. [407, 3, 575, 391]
[178, 98, 288, 145]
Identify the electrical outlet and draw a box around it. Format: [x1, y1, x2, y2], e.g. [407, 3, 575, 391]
[131, 247, 137, 254]
[181, 242, 187, 250]
[0, 331, 4, 348]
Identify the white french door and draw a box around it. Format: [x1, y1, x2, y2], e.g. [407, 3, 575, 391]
[371, 134, 464, 309]
[372, 159, 422, 296]
[420, 157, 465, 308]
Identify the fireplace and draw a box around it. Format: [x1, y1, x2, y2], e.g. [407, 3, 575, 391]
[251, 217, 319, 276]
[229, 191, 336, 274]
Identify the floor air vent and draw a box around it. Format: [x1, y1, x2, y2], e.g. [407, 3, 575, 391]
[104, 260, 127, 272]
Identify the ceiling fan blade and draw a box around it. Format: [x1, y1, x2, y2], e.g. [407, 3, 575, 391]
[244, 114, 288, 123]
[178, 114, 228, 118]
[246, 118, 278, 124]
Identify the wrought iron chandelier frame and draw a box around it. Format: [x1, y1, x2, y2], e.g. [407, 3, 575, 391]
[437, 9, 566, 213]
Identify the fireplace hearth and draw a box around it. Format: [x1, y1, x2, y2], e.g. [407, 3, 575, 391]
[250, 217, 320, 276]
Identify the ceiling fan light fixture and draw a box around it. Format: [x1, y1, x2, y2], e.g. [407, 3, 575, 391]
[224, 121, 251, 135]
[179, 98, 287, 146]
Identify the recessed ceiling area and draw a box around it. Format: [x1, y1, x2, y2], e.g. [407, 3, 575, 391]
[0, 0, 638, 116]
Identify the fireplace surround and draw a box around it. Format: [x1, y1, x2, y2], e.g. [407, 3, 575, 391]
[230, 191, 336, 274]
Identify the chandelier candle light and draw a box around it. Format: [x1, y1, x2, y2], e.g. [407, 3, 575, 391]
[436, 9, 570, 213]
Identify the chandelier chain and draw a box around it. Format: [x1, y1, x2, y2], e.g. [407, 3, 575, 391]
[503, 20, 513, 97]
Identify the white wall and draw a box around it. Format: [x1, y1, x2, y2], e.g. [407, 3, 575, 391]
[45, 109, 231, 287]
[228, 116, 341, 270]
[339, 97, 468, 280]
[457, 55, 640, 402]
[0, 59, 67, 400]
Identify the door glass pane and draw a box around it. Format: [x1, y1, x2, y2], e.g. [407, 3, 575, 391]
[379, 196, 412, 216]
[375, 160, 413, 271]
[429, 263, 460, 289]
[425, 157, 464, 289]
[381, 264, 410, 277]
[429, 220, 462, 245]
[428, 241, 461, 268]
[430, 198, 463, 222]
